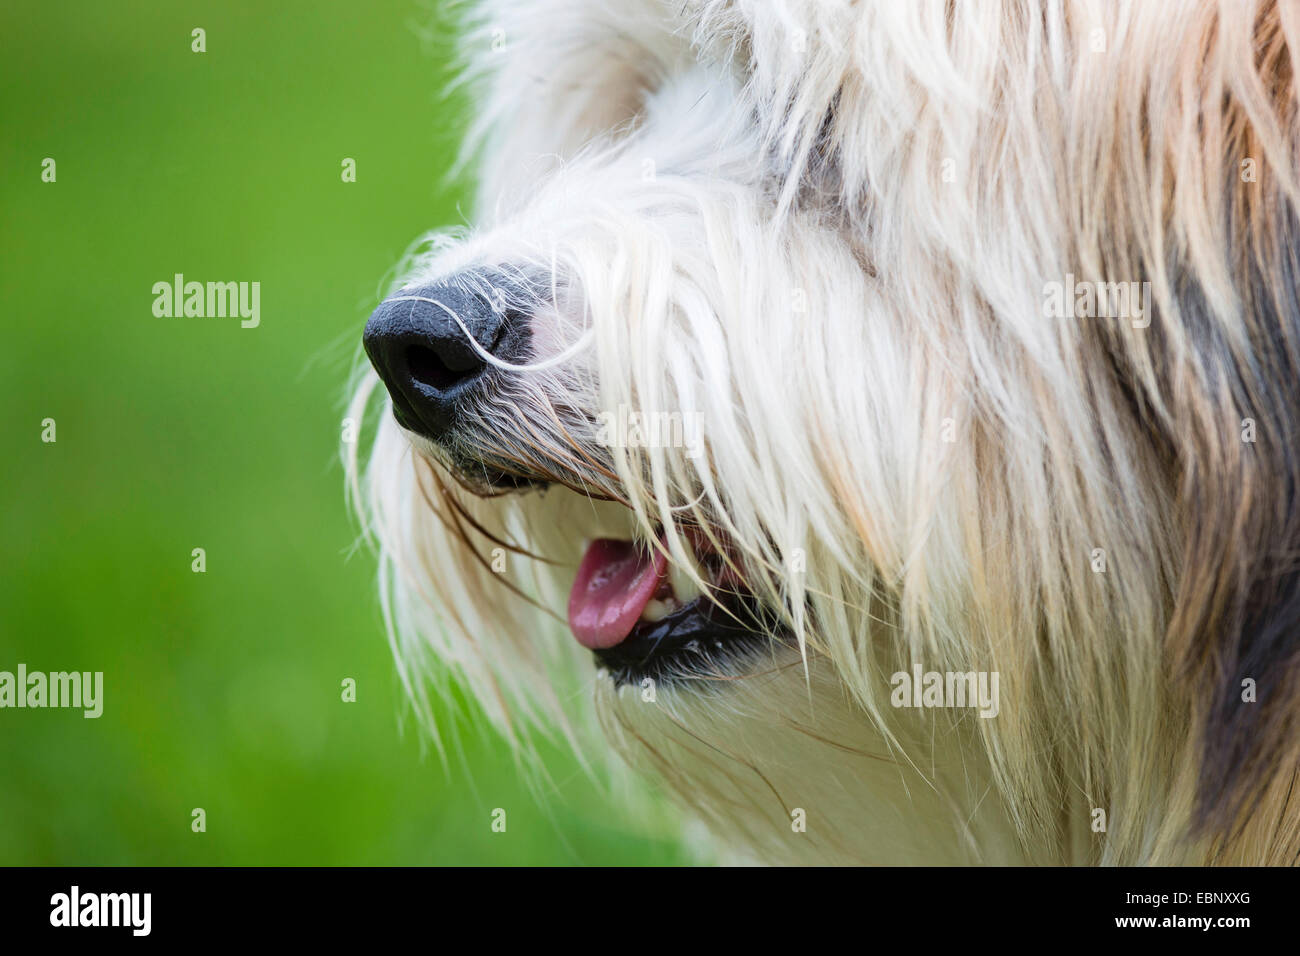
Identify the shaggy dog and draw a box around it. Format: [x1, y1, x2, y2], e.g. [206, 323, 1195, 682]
[348, 0, 1300, 865]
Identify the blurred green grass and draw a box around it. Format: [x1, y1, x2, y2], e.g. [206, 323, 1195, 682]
[0, 0, 689, 865]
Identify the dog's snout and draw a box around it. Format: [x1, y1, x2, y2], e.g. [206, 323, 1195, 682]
[363, 280, 523, 442]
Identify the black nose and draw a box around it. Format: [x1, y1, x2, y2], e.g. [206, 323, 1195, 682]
[363, 280, 524, 442]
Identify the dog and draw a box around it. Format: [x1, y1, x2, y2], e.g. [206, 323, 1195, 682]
[347, 0, 1300, 865]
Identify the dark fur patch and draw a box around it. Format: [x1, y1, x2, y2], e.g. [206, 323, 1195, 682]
[1173, 202, 1300, 835]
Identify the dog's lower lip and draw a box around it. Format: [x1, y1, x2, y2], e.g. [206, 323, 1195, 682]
[593, 590, 769, 685]
[565, 530, 773, 682]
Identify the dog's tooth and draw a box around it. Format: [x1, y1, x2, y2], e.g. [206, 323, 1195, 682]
[641, 599, 672, 622]
[669, 550, 705, 603]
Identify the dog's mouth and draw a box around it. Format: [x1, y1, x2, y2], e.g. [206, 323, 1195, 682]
[432, 449, 782, 684]
[568, 531, 773, 685]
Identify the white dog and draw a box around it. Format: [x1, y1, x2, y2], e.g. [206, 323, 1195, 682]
[349, 0, 1300, 865]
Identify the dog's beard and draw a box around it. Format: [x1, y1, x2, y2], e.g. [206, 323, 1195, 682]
[380, 428, 1041, 866]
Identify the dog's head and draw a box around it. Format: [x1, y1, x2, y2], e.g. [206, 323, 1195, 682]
[349, 0, 1300, 865]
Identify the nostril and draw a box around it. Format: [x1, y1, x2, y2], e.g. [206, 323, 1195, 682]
[405, 344, 480, 392]
[363, 276, 533, 444]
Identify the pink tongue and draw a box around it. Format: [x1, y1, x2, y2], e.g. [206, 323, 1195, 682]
[568, 538, 667, 650]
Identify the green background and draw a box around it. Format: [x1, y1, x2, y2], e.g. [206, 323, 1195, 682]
[0, 0, 688, 865]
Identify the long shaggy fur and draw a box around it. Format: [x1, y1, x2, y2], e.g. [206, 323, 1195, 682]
[348, 0, 1300, 864]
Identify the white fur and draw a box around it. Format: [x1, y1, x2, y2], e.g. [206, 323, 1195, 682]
[349, 0, 1300, 864]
